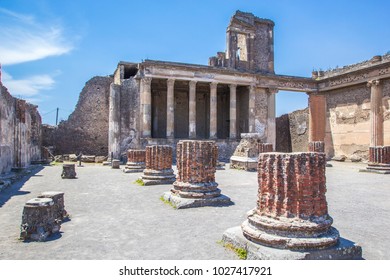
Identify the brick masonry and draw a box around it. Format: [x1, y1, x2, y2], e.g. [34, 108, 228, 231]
[241, 152, 339, 250]
[141, 145, 175, 185]
[123, 149, 146, 172]
[258, 143, 273, 153]
[369, 146, 390, 164]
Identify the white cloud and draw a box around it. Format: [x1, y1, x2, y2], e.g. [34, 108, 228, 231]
[2, 71, 55, 101]
[0, 8, 73, 65]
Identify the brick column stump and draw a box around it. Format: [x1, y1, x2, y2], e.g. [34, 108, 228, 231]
[163, 140, 231, 209]
[360, 146, 390, 174]
[37, 192, 68, 221]
[61, 164, 76, 179]
[222, 152, 362, 259]
[111, 159, 120, 169]
[140, 145, 175, 185]
[20, 198, 61, 241]
[123, 149, 146, 173]
[258, 143, 273, 153]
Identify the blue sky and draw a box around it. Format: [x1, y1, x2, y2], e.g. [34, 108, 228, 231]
[1, 0, 390, 125]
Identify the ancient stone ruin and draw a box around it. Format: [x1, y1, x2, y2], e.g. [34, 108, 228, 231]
[222, 152, 362, 259]
[37, 191, 68, 221]
[361, 146, 390, 174]
[140, 145, 175, 185]
[61, 164, 77, 179]
[163, 140, 231, 208]
[111, 159, 120, 169]
[20, 197, 61, 241]
[230, 133, 263, 171]
[123, 149, 146, 173]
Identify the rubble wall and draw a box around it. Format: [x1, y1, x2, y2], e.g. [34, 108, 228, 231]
[52, 76, 113, 155]
[0, 83, 42, 175]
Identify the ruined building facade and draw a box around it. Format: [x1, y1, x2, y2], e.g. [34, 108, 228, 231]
[51, 11, 389, 161]
[0, 83, 42, 174]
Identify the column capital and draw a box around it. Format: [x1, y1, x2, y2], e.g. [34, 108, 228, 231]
[142, 76, 152, 85]
[229, 83, 237, 90]
[189, 80, 197, 87]
[367, 79, 380, 87]
[167, 78, 175, 87]
[210, 81, 218, 90]
[267, 88, 278, 94]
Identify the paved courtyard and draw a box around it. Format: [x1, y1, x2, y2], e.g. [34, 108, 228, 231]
[0, 161, 389, 260]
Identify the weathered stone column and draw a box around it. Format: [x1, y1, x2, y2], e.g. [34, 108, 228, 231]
[163, 140, 231, 208]
[123, 149, 146, 173]
[267, 89, 277, 147]
[248, 84, 256, 133]
[37, 192, 68, 221]
[308, 94, 326, 142]
[166, 78, 175, 139]
[222, 152, 362, 259]
[308, 141, 325, 153]
[258, 143, 273, 153]
[141, 145, 175, 185]
[20, 197, 61, 241]
[368, 80, 384, 147]
[61, 164, 76, 179]
[229, 84, 237, 139]
[108, 83, 121, 159]
[189, 80, 197, 139]
[141, 77, 152, 137]
[209, 82, 218, 139]
[361, 146, 390, 174]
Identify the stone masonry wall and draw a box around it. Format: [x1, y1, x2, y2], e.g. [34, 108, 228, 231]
[0, 83, 42, 174]
[51, 76, 113, 156]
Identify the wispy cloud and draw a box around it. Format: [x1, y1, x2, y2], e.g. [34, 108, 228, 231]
[0, 8, 73, 65]
[2, 71, 55, 102]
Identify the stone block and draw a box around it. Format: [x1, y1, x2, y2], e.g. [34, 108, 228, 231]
[37, 192, 68, 221]
[20, 197, 61, 241]
[61, 164, 76, 179]
[111, 160, 121, 169]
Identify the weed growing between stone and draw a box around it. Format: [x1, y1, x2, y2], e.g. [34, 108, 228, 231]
[217, 240, 247, 260]
[159, 196, 177, 209]
[134, 178, 145, 186]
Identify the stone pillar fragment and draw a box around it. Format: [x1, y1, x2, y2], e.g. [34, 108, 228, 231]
[368, 80, 384, 146]
[141, 145, 175, 185]
[20, 198, 61, 241]
[209, 82, 218, 139]
[248, 85, 256, 133]
[123, 149, 146, 173]
[61, 164, 76, 179]
[361, 146, 390, 174]
[222, 152, 362, 259]
[266, 89, 277, 148]
[308, 141, 325, 153]
[308, 94, 326, 142]
[229, 84, 237, 139]
[189, 80, 197, 139]
[141, 77, 152, 137]
[163, 140, 231, 208]
[166, 79, 175, 139]
[37, 192, 68, 221]
[111, 159, 120, 169]
[108, 83, 121, 159]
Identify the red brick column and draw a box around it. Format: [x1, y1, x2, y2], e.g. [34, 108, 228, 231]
[258, 143, 273, 153]
[124, 149, 146, 172]
[308, 141, 325, 153]
[141, 145, 175, 185]
[367, 146, 390, 174]
[241, 152, 339, 250]
[171, 140, 220, 199]
[308, 94, 326, 142]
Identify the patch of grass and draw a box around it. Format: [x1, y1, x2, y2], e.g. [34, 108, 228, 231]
[50, 161, 61, 166]
[217, 240, 247, 260]
[160, 196, 177, 209]
[134, 178, 145, 186]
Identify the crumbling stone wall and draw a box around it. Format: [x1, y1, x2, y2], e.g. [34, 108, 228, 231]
[275, 113, 292, 152]
[51, 76, 113, 155]
[0, 83, 42, 174]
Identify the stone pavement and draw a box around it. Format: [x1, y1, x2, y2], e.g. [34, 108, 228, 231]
[0, 161, 389, 260]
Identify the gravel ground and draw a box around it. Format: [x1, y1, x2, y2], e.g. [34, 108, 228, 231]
[0, 161, 388, 260]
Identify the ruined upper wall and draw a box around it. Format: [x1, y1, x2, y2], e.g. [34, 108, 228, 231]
[0, 83, 42, 174]
[52, 76, 113, 155]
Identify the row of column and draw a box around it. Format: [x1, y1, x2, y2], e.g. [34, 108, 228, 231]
[141, 77, 257, 139]
[308, 79, 384, 148]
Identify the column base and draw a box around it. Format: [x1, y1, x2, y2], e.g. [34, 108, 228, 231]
[230, 156, 257, 172]
[221, 226, 362, 260]
[162, 192, 232, 209]
[141, 169, 176, 185]
[122, 162, 145, 173]
[359, 165, 390, 174]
